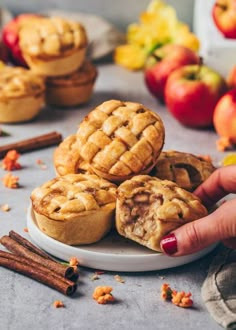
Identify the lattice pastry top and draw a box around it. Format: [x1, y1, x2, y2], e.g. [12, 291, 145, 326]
[31, 173, 117, 221]
[19, 16, 88, 58]
[154, 150, 215, 191]
[116, 175, 208, 251]
[76, 99, 165, 182]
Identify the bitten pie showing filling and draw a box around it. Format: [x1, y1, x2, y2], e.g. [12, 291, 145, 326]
[116, 175, 208, 252]
[154, 150, 216, 191]
[31, 174, 117, 245]
[76, 99, 165, 182]
[0, 66, 45, 123]
[19, 16, 88, 76]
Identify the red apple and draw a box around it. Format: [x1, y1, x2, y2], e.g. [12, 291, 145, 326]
[0, 39, 8, 63]
[212, 0, 236, 39]
[2, 13, 40, 66]
[165, 64, 228, 128]
[144, 44, 200, 103]
[227, 65, 236, 89]
[213, 88, 236, 150]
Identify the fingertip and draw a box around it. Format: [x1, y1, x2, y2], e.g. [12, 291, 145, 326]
[160, 233, 178, 256]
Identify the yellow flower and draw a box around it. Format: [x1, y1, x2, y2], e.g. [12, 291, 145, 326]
[114, 0, 200, 70]
[171, 23, 200, 52]
[114, 44, 147, 70]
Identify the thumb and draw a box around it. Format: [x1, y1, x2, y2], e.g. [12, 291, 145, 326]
[160, 199, 236, 256]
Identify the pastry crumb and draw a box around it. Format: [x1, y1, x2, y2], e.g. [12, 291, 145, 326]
[36, 159, 47, 170]
[90, 274, 100, 281]
[2, 150, 21, 171]
[93, 286, 115, 304]
[1, 204, 10, 212]
[2, 172, 19, 188]
[53, 300, 65, 308]
[161, 283, 193, 308]
[69, 256, 79, 267]
[114, 274, 125, 283]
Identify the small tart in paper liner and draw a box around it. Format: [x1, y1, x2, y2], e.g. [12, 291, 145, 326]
[153, 150, 216, 191]
[19, 16, 88, 76]
[46, 60, 98, 107]
[76, 99, 165, 183]
[31, 173, 117, 245]
[116, 175, 208, 252]
[53, 134, 91, 176]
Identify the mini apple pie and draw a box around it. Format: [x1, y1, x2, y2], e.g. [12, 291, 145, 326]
[153, 150, 216, 191]
[19, 16, 88, 76]
[46, 60, 97, 107]
[53, 134, 91, 176]
[76, 100, 165, 182]
[0, 66, 45, 123]
[31, 173, 117, 245]
[116, 175, 207, 252]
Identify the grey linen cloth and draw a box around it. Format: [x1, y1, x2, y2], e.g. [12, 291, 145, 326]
[202, 246, 236, 329]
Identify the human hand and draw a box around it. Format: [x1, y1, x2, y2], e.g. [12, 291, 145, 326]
[160, 165, 236, 256]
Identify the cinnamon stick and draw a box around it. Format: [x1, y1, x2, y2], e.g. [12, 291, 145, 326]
[9, 230, 54, 261]
[0, 250, 76, 296]
[0, 235, 75, 279]
[0, 131, 62, 158]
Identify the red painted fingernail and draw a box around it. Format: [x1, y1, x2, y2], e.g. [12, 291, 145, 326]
[160, 233, 178, 255]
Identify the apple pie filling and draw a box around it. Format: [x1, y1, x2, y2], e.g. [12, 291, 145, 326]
[116, 175, 208, 251]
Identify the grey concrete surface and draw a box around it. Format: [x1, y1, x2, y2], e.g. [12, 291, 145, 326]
[0, 63, 224, 330]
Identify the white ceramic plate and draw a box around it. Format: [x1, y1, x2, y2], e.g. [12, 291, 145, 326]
[27, 206, 217, 272]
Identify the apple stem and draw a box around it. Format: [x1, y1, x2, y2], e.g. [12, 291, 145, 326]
[151, 53, 162, 62]
[215, 2, 227, 10]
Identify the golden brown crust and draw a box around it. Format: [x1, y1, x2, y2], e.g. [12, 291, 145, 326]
[0, 67, 45, 100]
[153, 150, 216, 191]
[45, 60, 98, 107]
[53, 134, 91, 176]
[31, 173, 117, 245]
[0, 66, 45, 123]
[19, 16, 88, 58]
[76, 100, 165, 182]
[46, 60, 97, 87]
[116, 175, 208, 252]
[19, 16, 88, 76]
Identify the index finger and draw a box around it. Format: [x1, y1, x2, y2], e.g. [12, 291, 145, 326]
[194, 165, 236, 208]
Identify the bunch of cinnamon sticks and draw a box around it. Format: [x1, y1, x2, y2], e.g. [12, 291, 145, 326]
[0, 231, 78, 296]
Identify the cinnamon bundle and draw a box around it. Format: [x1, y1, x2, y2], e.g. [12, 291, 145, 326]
[0, 231, 78, 296]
